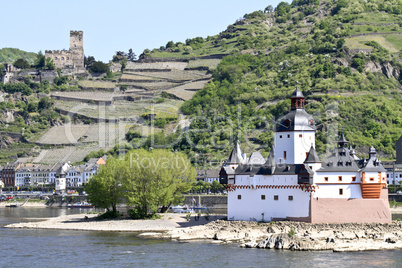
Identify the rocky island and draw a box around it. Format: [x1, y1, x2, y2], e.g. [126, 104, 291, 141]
[6, 211, 402, 252]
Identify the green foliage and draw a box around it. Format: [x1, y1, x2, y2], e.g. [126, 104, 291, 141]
[45, 57, 55, 70]
[34, 51, 45, 69]
[53, 76, 69, 86]
[288, 227, 295, 237]
[123, 149, 196, 216]
[89, 61, 109, 73]
[0, 48, 37, 64]
[85, 157, 125, 213]
[3, 83, 33, 96]
[13, 58, 30, 69]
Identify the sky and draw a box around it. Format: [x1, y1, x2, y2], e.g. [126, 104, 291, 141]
[0, 0, 283, 62]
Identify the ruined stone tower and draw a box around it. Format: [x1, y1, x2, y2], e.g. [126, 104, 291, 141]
[69, 31, 84, 69]
[45, 30, 84, 70]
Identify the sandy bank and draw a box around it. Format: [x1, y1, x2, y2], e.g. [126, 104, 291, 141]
[5, 213, 226, 233]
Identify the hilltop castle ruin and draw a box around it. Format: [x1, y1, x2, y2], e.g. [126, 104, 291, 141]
[45, 30, 84, 70]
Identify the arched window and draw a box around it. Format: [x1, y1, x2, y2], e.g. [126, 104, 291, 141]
[61, 57, 65, 60]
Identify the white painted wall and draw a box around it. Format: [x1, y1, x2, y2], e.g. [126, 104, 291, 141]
[228, 174, 310, 221]
[313, 184, 362, 199]
[274, 131, 315, 164]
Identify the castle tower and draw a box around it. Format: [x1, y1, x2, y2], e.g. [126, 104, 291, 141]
[70, 30, 84, 69]
[274, 85, 316, 164]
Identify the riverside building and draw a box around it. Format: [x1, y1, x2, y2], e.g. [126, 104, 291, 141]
[220, 87, 391, 223]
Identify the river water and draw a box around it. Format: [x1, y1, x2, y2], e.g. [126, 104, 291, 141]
[1, 207, 402, 268]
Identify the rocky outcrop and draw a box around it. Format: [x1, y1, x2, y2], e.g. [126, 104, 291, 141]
[167, 220, 402, 252]
[364, 61, 400, 80]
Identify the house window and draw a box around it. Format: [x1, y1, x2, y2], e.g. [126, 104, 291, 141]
[283, 151, 287, 160]
[280, 135, 282, 138]
[288, 196, 293, 201]
[261, 195, 265, 200]
[287, 134, 290, 138]
[237, 195, 241, 200]
[370, 178, 374, 181]
[387, 174, 389, 178]
[338, 176, 342, 182]
[299, 134, 302, 138]
[274, 195, 279, 200]
[324, 177, 328, 182]
[339, 188, 343, 195]
[352, 176, 356, 181]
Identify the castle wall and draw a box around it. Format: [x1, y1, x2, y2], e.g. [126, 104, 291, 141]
[45, 50, 74, 69]
[227, 174, 310, 222]
[310, 188, 391, 223]
[44, 30, 84, 70]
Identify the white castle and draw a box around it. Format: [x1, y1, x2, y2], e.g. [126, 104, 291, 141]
[220, 86, 391, 223]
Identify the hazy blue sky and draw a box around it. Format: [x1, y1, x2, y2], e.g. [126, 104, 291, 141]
[0, 0, 282, 62]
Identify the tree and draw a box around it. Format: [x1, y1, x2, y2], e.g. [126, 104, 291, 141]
[89, 61, 109, 73]
[264, 5, 273, 13]
[84, 56, 96, 67]
[34, 51, 45, 69]
[123, 149, 196, 217]
[127, 48, 137, 61]
[85, 157, 125, 215]
[45, 57, 55, 70]
[13, 58, 30, 69]
[38, 97, 54, 111]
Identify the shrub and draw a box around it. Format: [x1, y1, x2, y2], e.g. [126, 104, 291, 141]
[13, 58, 30, 69]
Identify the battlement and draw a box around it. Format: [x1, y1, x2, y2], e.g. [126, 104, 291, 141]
[45, 50, 70, 55]
[70, 30, 83, 36]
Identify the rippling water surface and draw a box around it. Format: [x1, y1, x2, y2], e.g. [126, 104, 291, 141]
[1, 207, 401, 268]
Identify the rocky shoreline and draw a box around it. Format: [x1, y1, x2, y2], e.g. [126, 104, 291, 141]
[4, 210, 402, 252]
[166, 219, 402, 252]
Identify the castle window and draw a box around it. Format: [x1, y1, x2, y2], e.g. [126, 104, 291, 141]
[237, 195, 241, 200]
[352, 176, 356, 181]
[387, 174, 389, 178]
[280, 135, 282, 138]
[61, 57, 65, 60]
[369, 177, 374, 181]
[274, 195, 279, 200]
[339, 189, 343, 195]
[283, 151, 287, 160]
[288, 196, 293, 201]
[55, 57, 58, 60]
[67, 57, 69, 60]
[338, 176, 342, 181]
[299, 134, 302, 138]
[287, 134, 290, 138]
[261, 195, 265, 200]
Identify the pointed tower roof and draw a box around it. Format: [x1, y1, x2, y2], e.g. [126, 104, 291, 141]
[227, 140, 244, 164]
[264, 146, 276, 167]
[304, 145, 321, 163]
[291, 82, 304, 99]
[369, 145, 376, 158]
[338, 132, 348, 148]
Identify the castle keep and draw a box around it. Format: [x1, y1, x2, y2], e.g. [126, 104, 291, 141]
[45, 31, 84, 69]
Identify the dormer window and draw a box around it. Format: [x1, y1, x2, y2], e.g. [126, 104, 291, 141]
[285, 119, 290, 127]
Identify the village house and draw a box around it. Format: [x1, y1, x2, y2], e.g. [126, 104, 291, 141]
[220, 87, 391, 224]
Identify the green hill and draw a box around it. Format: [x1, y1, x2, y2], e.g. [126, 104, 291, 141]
[0, 48, 37, 64]
[141, 0, 402, 162]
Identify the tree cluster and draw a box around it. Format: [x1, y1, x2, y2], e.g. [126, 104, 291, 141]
[85, 149, 196, 218]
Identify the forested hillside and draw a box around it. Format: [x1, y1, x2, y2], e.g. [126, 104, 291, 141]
[0, 48, 37, 65]
[142, 0, 402, 162]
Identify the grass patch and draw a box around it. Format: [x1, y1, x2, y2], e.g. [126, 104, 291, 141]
[345, 35, 399, 52]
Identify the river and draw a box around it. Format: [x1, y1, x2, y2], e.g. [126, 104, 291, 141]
[1, 207, 402, 267]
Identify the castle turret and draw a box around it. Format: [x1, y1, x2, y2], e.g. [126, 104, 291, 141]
[274, 84, 316, 164]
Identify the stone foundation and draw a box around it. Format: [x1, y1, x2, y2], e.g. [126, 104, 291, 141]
[310, 189, 391, 223]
